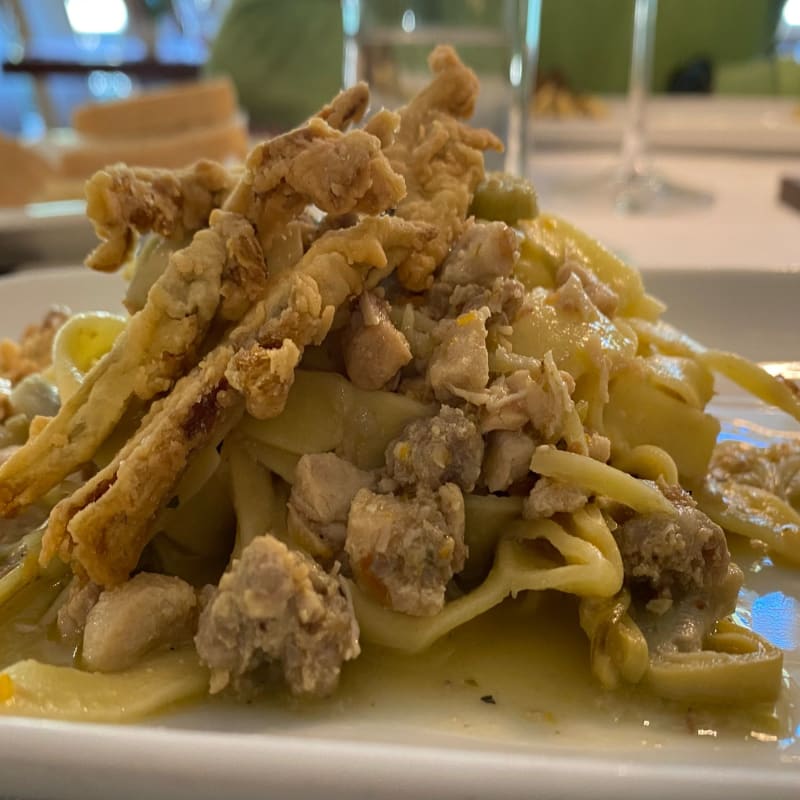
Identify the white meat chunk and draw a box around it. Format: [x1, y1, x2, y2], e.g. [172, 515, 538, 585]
[458, 354, 586, 454]
[56, 577, 101, 641]
[195, 534, 359, 697]
[345, 484, 466, 616]
[386, 406, 484, 492]
[438, 220, 519, 287]
[555, 261, 619, 318]
[287, 452, 376, 558]
[343, 291, 412, 390]
[587, 432, 612, 463]
[428, 306, 490, 402]
[482, 429, 536, 492]
[523, 476, 588, 519]
[613, 483, 730, 600]
[425, 275, 526, 324]
[81, 573, 198, 671]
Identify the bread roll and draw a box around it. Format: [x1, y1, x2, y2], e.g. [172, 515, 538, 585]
[57, 116, 249, 179]
[72, 77, 239, 140]
[0, 134, 53, 207]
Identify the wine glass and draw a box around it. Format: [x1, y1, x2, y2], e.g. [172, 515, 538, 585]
[612, 0, 712, 213]
[542, 0, 712, 215]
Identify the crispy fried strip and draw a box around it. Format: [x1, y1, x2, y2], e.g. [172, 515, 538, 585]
[0, 118, 408, 518]
[83, 85, 372, 274]
[213, 210, 270, 322]
[385, 45, 503, 291]
[44, 347, 240, 586]
[0, 222, 232, 517]
[42, 216, 434, 586]
[85, 160, 235, 272]
[317, 83, 370, 131]
[223, 116, 405, 253]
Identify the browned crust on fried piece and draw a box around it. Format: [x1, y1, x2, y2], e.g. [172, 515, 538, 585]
[224, 116, 405, 254]
[385, 45, 503, 291]
[83, 86, 372, 275]
[84, 159, 235, 272]
[317, 83, 370, 132]
[44, 348, 240, 586]
[42, 216, 433, 587]
[0, 215, 242, 516]
[0, 118, 408, 518]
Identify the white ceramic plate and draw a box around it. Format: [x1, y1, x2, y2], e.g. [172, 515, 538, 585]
[0, 267, 799, 800]
[533, 96, 800, 154]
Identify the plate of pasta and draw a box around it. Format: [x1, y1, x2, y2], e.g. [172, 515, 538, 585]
[0, 47, 799, 800]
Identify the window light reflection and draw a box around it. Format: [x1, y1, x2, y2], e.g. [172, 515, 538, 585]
[751, 591, 798, 652]
[65, 0, 129, 36]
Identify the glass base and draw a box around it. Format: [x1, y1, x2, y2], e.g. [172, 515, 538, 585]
[612, 168, 713, 214]
[539, 164, 714, 216]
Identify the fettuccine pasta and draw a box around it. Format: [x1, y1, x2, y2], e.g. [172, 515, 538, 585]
[0, 46, 797, 727]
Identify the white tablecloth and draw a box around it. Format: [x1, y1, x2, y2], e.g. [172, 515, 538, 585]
[529, 150, 800, 271]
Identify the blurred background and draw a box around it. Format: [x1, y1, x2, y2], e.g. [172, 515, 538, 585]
[0, 0, 798, 269]
[1, 0, 798, 134]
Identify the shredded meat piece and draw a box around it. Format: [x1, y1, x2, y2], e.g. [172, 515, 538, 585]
[0, 309, 69, 384]
[346, 483, 466, 616]
[343, 291, 412, 390]
[385, 46, 503, 290]
[482, 429, 536, 492]
[195, 534, 359, 697]
[614, 482, 730, 599]
[225, 116, 406, 254]
[225, 339, 301, 419]
[386, 406, 483, 492]
[84, 159, 235, 272]
[56, 577, 102, 641]
[438, 220, 519, 286]
[457, 353, 586, 455]
[555, 261, 619, 318]
[551, 272, 597, 321]
[446, 277, 526, 321]
[523, 476, 588, 519]
[428, 306, 490, 402]
[287, 453, 376, 559]
[710, 439, 800, 507]
[81, 572, 198, 671]
[587, 432, 612, 463]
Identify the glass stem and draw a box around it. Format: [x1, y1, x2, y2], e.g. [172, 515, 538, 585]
[619, 0, 657, 182]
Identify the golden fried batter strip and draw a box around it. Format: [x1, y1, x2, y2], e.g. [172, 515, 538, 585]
[44, 347, 240, 586]
[0, 217, 238, 517]
[83, 86, 371, 274]
[317, 83, 370, 131]
[385, 45, 503, 291]
[85, 160, 235, 272]
[0, 118, 409, 518]
[213, 209, 270, 322]
[223, 116, 405, 254]
[42, 216, 434, 586]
